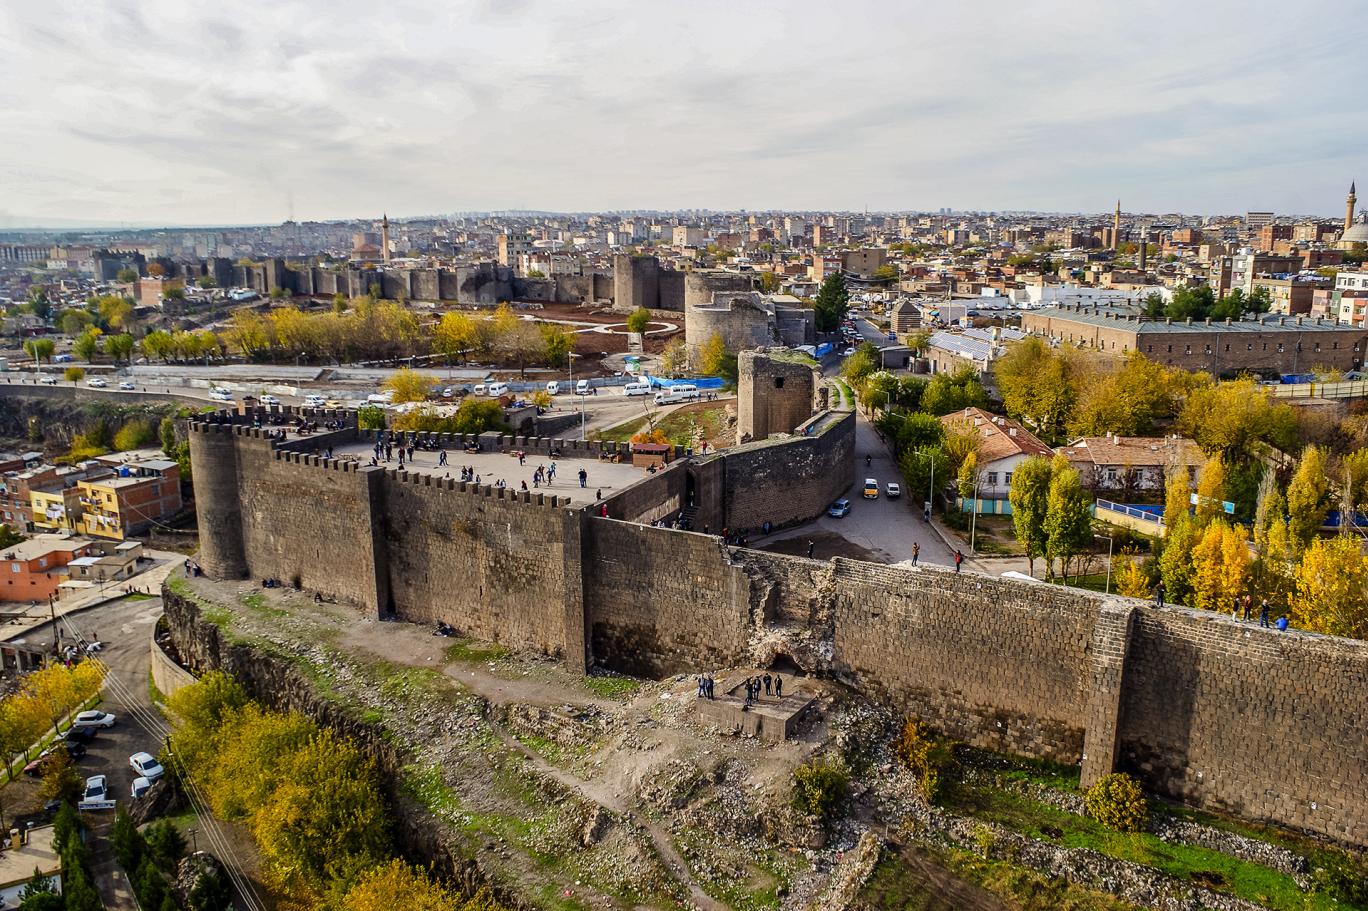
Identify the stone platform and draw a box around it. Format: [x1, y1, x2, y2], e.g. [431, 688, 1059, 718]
[694, 672, 816, 742]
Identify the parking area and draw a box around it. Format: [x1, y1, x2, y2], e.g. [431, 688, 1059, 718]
[332, 439, 651, 504]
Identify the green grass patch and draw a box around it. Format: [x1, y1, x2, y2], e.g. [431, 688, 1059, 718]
[939, 773, 1338, 911]
[580, 673, 641, 701]
[513, 731, 565, 763]
[122, 591, 155, 602]
[592, 415, 649, 443]
[239, 592, 287, 619]
[862, 843, 1144, 911]
[443, 639, 510, 664]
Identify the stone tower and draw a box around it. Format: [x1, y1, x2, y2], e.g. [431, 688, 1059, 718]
[381, 214, 391, 264]
[737, 349, 818, 443]
[1347, 182, 1357, 234]
[1112, 200, 1121, 250]
[1137, 228, 1148, 270]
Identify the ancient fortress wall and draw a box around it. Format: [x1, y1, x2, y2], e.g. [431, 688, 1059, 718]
[188, 409, 1368, 846]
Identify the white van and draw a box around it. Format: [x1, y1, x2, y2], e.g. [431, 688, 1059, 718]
[623, 381, 651, 396]
[575, 380, 591, 396]
[472, 383, 487, 396]
[546, 381, 563, 395]
[672, 384, 699, 397]
[487, 382, 510, 397]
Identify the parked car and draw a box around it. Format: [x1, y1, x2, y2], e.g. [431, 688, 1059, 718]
[40, 376, 58, 385]
[59, 727, 97, 744]
[131, 777, 152, 799]
[886, 481, 901, 498]
[441, 387, 455, 398]
[546, 380, 563, 395]
[86, 378, 108, 388]
[828, 498, 851, 518]
[258, 394, 280, 405]
[209, 388, 233, 402]
[842, 348, 856, 357]
[72, 710, 116, 729]
[78, 774, 115, 810]
[862, 478, 879, 499]
[129, 751, 164, 782]
[303, 394, 327, 407]
[118, 381, 136, 391]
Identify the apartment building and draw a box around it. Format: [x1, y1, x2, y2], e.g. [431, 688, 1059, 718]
[76, 459, 181, 540]
[0, 534, 99, 603]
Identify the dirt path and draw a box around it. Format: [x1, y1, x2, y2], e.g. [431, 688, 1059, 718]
[491, 723, 726, 911]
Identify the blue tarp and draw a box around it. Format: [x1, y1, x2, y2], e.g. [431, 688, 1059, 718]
[1281, 374, 1315, 385]
[648, 376, 725, 389]
[814, 342, 834, 357]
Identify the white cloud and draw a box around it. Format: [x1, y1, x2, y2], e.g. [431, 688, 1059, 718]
[0, 0, 1364, 224]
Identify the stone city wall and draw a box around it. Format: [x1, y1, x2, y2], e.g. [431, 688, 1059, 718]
[187, 407, 1368, 845]
[716, 411, 856, 532]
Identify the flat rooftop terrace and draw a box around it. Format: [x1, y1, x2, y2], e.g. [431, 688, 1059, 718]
[331, 439, 650, 505]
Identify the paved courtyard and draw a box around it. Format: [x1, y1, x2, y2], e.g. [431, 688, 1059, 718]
[332, 439, 650, 505]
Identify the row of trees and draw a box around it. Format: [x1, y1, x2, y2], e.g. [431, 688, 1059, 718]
[166, 673, 507, 910]
[1141, 285, 1271, 322]
[0, 662, 105, 777]
[1006, 456, 1093, 579]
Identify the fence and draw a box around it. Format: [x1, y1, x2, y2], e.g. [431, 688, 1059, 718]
[1270, 379, 1368, 400]
[1094, 499, 1166, 537]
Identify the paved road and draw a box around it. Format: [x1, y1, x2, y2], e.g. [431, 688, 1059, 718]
[765, 409, 956, 566]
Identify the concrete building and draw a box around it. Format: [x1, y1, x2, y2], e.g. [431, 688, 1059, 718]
[672, 226, 706, 248]
[737, 349, 819, 442]
[842, 248, 888, 280]
[1251, 275, 1326, 316]
[76, 458, 181, 540]
[497, 231, 533, 272]
[926, 327, 1024, 376]
[1021, 305, 1368, 376]
[0, 534, 100, 603]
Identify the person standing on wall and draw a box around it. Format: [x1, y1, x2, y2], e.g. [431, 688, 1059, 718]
[911, 541, 920, 566]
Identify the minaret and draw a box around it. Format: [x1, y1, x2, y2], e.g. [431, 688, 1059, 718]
[1347, 182, 1357, 234]
[1137, 228, 1148, 270]
[381, 213, 391, 264]
[1113, 200, 1121, 251]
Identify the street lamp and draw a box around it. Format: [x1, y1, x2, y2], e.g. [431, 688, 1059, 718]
[1093, 533, 1115, 594]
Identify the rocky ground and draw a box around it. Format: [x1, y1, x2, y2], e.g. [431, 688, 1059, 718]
[168, 574, 1365, 911]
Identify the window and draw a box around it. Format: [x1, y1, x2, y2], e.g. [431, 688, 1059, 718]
[37, 558, 45, 569]
[1224, 344, 1230, 352]
[1314, 342, 1321, 352]
[10, 564, 18, 573]
[986, 472, 998, 485]
[1185, 345, 1192, 355]
[1004, 472, 1013, 485]
[1247, 343, 1253, 351]
[1277, 343, 1284, 353]
[774, 377, 784, 388]
[1167, 344, 1173, 353]
[1147, 345, 1153, 353]
[1204, 345, 1212, 354]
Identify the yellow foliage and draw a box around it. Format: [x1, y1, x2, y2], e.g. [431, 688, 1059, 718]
[383, 367, 437, 404]
[630, 428, 670, 445]
[1189, 521, 1250, 614]
[342, 859, 508, 910]
[1114, 548, 1150, 599]
[1194, 456, 1226, 526]
[1293, 536, 1368, 639]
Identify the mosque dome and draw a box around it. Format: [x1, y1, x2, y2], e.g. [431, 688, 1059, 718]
[1343, 221, 1368, 245]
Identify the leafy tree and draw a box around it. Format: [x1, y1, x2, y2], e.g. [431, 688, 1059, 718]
[625, 307, 652, 334]
[37, 750, 82, 804]
[22, 338, 54, 367]
[903, 328, 932, 356]
[1114, 547, 1152, 599]
[1189, 520, 1250, 614]
[95, 295, 134, 331]
[1293, 536, 1368, 639]
[1177, 379, 1298, 462]
[111, 805, 147, 873]
[659, 339, 687, 375]
[1069, 352, 1180, 437]
[145, 819, 186, 871]
[994, 337, 1076, 438]
[106, 333, 135, 363]
[59, 309, 94, 335]
[1044, 458, 1091, 579]
[1193, 456, 1227, 525]
[356, 405, 386, 431]
[343, 859, 505, 911]
[1160, 516, 1199, 606]
[813, 272, 849, 332]
[72, 328, 103, 362]
[1009, 456, 1053, 577]
[871, 264, 900, 283]
[382, 368, 436, 404]
[898, 445, 948, 511]
[0, 525, 23, 549]
[268, 287, 286, 300]
[147, 263, 166, 278]
[197, 275, 218, 289]
[187, 864, 234, 911]
[63, 366, 85, 383]
[921, 365, 987, 416]
[116, 267, 139, 283]
[697, 332, 737, 385]
[893, 412, 944, 454]
[841, 343, 880, 391]
[19, 875, 62, 911]
[1285, 445, 1330, 551]
[791, 757, 848, 821]
[1343, 448, 1368, 514]
[757, 271, 782, 294]
[540, 325, 574, 369]
[433, 312, 478, 363]
[956, 452, 979, 499]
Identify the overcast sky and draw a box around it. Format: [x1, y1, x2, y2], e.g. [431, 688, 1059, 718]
[1, 0, 1365, 227]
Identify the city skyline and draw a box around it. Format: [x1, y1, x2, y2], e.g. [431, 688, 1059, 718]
[2, 0, 1365, 225]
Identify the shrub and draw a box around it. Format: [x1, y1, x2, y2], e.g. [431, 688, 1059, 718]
[63, 366, 85, 383]
[113, 418, 156, 451]
[1084, 772, 1147, 832]
[791, 757, 848, 821]
[894, 719, 956, 802]
[1311, 851, 1368, 904]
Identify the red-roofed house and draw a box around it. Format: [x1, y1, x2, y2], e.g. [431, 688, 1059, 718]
[939, 407, 1053, 512]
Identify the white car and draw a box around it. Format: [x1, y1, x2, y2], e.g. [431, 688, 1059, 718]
[303, 394, 327, 407]
[79, 774, 114, 810]
[886, 481, 901, 498]
[129, 751, 164, 782]
[131, 776, 152, 799]
[258, 394, 280, 405]
[118, 381, 136, 391]
[86, 378, 108, 388]
[41, 376, 58, 385]
[841, 348, 856, 357]
[209, 389, 233, 402]
[72, 710, 116, 729]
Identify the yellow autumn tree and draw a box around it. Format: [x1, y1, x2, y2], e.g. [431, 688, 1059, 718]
[1114, 547, 1150, 599]
[1293, 536, 1368, 639]
[342, 859, 508, 911]
[1189, 520, 1251, 614]
[1164, 467, 1191, 527]
[1193, 456, 1226, 526]
[382, 367, 437, 404]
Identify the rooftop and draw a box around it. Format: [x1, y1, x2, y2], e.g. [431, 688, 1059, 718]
[1060, 434, 1205, 469]
[0, 825, 59, 890]
[1031, 305, 1364, 334]
[941, 407, 1053, 464]
[1, 534, 91, 562]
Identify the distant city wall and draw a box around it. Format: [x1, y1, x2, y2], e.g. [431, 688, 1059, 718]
[186, 406, 1367, 846]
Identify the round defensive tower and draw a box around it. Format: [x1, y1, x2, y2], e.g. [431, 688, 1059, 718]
[188, 422, 248, 579]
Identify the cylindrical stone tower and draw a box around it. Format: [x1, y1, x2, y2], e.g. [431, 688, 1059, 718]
[189, 423, 248, 579]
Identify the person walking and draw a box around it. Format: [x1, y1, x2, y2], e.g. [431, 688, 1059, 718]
[1259, 598, 1270, 628]
[1241, 594, 1252, 621]
[578, 468, 588, 488]
[954, 550, 963, 573]
[807, 540, 815, 558]
[911, 541, 920, 566]
[1154, 581, 1165, 608]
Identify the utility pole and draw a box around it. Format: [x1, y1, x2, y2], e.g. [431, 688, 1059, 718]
[1094, 533, 1115, 594]
[48, 595, 57, 653]
[969, 475, 980, 553]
